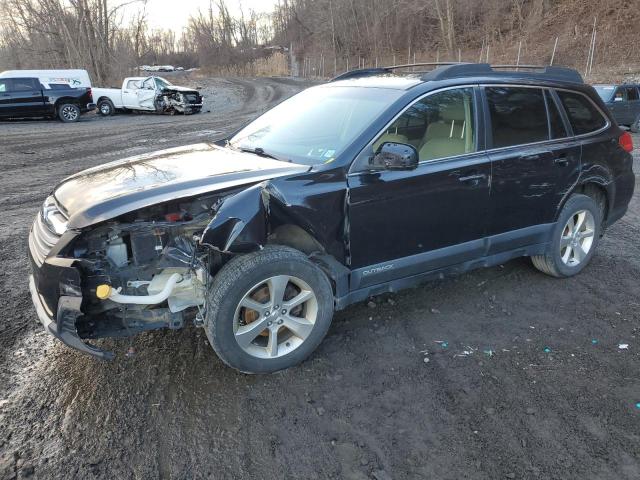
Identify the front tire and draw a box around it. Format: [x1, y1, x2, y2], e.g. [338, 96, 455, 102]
[532, 194, 601, 278]
[57, 103, 80, 122]
[205, 245, 334, 374]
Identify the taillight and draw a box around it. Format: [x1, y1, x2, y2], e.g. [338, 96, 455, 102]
[87, 87, 93, 101]
[619, 131, 633, 153]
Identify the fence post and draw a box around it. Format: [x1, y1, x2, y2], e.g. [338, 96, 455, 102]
[585, 17, 597, 77]
[550, 37, 559, 65]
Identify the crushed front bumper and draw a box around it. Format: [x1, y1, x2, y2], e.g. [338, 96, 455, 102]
[28, 274, 114, 360]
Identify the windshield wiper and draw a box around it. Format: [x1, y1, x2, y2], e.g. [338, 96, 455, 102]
[238, 146, 290, 162]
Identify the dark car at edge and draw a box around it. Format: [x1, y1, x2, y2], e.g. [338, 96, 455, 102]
[594, 83, 640, 132]
[27, 63, 635, 373]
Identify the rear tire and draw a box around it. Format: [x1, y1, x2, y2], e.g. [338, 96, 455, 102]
[205, 245, 334, 374]
[97, 99, 115, 116]
[532, 194, 601, 278]
[57, 103, 80, 123]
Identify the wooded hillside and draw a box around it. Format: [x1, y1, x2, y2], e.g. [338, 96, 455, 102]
[273, 0, 640, 80]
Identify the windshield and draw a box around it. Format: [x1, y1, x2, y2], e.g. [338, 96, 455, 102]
[155, 77, 172, 88]
[594, 85, 615, 102]
[228, 86, 403, 165]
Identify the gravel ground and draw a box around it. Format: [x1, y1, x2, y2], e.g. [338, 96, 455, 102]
[0, 76, 639, 480]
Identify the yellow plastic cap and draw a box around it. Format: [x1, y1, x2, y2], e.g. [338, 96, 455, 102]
[96, 284, 112, 300]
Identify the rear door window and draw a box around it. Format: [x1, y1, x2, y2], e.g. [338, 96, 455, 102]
[556, 90, 607, 135]
[485, 87, 548, 148]
[11, 78, 38, 91]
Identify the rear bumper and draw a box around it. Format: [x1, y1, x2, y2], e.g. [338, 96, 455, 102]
[83, 103, 96, 112]
[28, 271, 114, 360]
[606, 170, 636, 228]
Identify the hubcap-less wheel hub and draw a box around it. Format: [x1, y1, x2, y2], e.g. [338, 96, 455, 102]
[560, 209, 595, 266]
[233, 275, 318, 359]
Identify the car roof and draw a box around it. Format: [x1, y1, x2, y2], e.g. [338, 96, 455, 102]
[328, 63, 584, 90]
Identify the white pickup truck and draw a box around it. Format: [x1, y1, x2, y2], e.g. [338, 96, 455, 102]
[93, 76, 203, 116]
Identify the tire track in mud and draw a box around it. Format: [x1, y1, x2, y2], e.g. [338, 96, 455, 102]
[0, 77, 304, 176]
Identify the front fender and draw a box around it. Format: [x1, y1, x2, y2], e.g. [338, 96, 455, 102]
[200, 183, 269, 253]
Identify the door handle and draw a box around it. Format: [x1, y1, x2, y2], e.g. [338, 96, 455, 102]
[519, 150, 552, 161]
[458, 174, 487, 183]
[554, 154, 569, 166]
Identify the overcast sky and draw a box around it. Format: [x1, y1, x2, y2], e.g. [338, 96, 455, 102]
[128, 0, 277, 32]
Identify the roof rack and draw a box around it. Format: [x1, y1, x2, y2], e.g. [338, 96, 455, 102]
[329, 62, 583, 84]
[329, 67, 393, 82]
[329, 62, 459, 82]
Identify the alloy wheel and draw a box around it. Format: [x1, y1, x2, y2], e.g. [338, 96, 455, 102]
[61, 106, 79, 121]
[560, 209, 595, 267]
[100, 103, 111, 115]
[233, 275, 318, 359]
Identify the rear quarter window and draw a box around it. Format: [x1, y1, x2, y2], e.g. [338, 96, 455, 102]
[557, 90, 607, 135]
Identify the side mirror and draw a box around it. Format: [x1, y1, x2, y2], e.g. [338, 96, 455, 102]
[370, 142, 419, 170]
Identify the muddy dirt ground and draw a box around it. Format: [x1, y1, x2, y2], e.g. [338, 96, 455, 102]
[0, 75, 639, 480]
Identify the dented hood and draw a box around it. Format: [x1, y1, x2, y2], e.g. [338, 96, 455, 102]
[54, 143, 308, 229]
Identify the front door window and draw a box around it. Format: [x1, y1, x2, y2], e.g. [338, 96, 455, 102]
[373, 88, 476, 161]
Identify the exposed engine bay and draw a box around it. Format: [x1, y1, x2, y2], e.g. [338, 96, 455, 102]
[72, 193, 225, 339]
[155, 88, 203, 115]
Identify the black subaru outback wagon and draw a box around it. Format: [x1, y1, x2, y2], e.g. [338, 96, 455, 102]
[28, 63, 635, 373]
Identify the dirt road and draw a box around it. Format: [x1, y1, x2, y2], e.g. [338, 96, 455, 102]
[1, 76, 639, 480]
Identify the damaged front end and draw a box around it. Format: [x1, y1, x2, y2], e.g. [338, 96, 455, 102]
[155, 87, 203, 115]
[72, 194, 228, 342]
[28, 191, 238, 359]
[28, 170, 343, 360]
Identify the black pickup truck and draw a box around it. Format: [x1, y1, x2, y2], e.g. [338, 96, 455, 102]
[0, 77, 95, 122]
